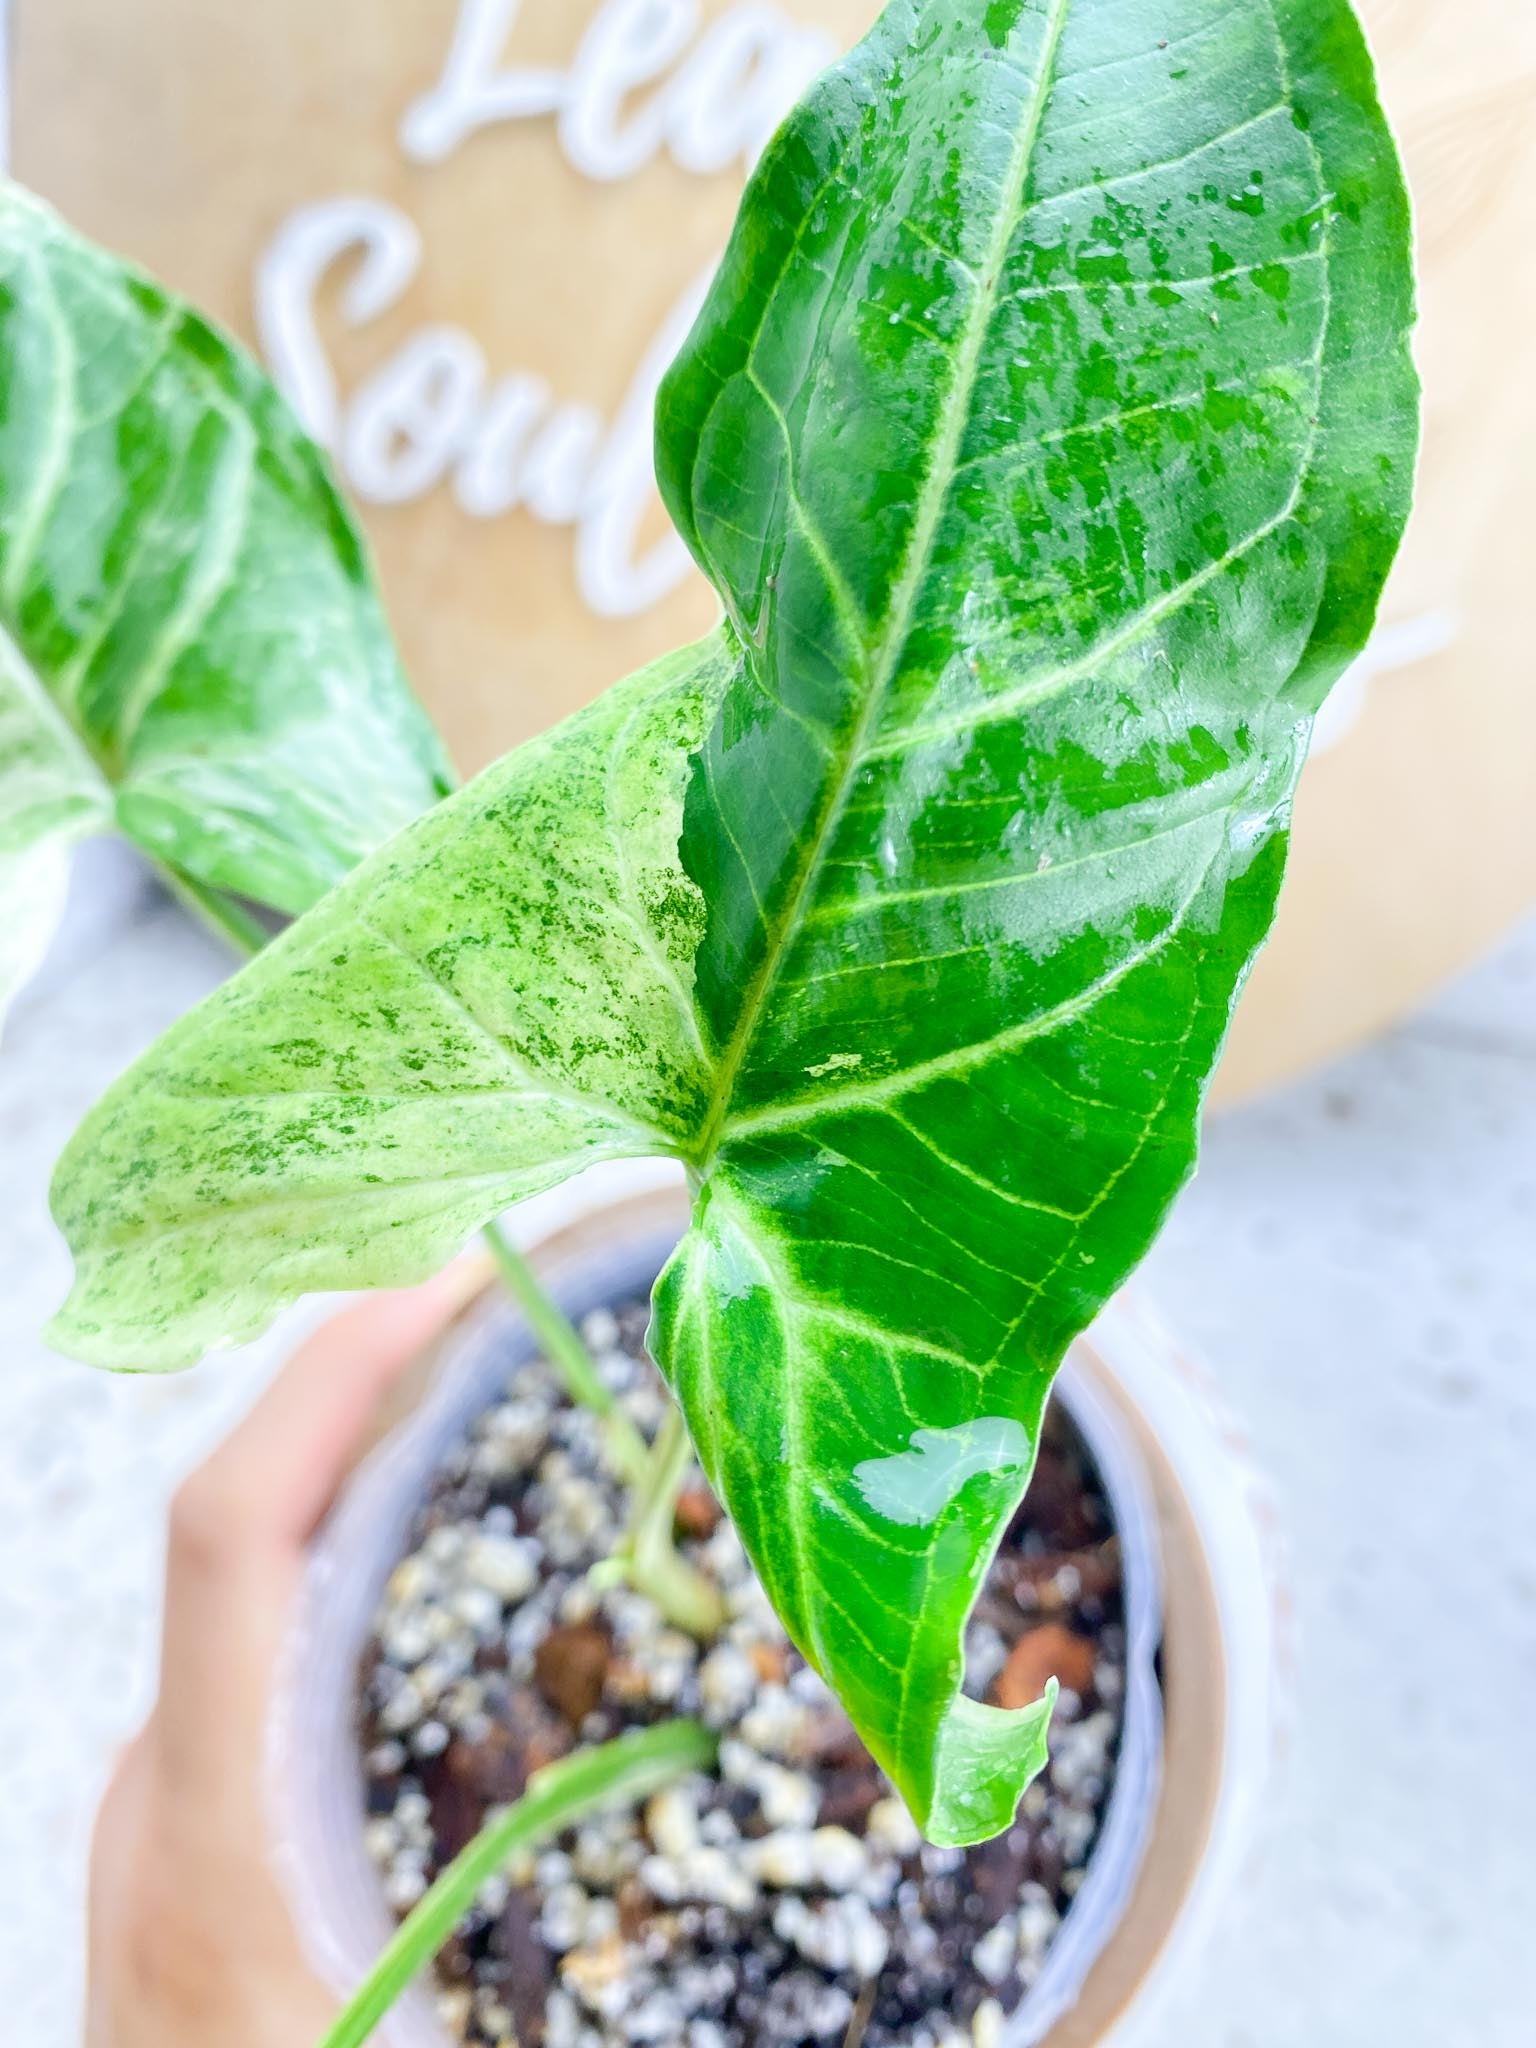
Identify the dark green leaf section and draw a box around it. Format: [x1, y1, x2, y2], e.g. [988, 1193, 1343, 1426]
[652, 0, 1415, 1839]
[48, 1, 1416, 1844]
[0, 182, 451, 938]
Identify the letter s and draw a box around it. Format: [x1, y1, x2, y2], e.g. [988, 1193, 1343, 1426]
[255, 197, 422, 449]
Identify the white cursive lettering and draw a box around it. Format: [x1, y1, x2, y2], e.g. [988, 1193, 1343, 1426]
[256, 197, 421, 448]
[346, 327, 486, 504]
[255, 199, 705, 618]
[401, 0, 834, 179]
[256, 1, 837, 621]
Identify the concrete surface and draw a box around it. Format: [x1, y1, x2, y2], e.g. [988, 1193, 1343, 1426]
[1, 840, 1532, 2046]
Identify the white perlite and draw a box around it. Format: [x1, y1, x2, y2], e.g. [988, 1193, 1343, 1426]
[358, 1299, 1130, 2046]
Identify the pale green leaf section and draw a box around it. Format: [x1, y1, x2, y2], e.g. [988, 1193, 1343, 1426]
[51, 639, 725, 1370]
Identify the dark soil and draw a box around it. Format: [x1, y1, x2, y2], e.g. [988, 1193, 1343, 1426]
[358, 1299, 1128, 2048]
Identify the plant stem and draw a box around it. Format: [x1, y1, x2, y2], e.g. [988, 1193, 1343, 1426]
[161, 865, 276, 959]
[481, 1222, 725, 1633]
[316, 1721, 717, 2048]
[482, 1218, 650, 1485]
[625, 1404, 729, 1640]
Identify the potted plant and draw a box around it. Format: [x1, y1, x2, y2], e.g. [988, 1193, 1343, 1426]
[271, 1176, 1268, 2048]
[5, 1, 1416, 2042]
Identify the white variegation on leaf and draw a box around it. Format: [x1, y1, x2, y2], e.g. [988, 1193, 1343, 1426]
[0, 183, 451, 1031]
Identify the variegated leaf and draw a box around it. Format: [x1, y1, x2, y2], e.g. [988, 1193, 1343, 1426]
[0, 184, 451, 1023]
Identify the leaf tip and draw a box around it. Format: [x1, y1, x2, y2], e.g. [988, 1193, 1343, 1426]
[918, 1680, 1059, 1851]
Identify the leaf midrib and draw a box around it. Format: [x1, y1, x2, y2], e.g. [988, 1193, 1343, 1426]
[690, 0, 1074, 1169]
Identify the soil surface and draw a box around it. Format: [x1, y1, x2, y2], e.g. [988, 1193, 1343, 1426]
[358, 1300, 1129, 2048]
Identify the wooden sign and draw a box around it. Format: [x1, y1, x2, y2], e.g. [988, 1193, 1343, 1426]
[12, 0, 1536, 1101]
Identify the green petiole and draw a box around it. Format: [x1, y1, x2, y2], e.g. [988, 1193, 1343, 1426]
[619, 1403, 729, 1640]
[316, 1721, 718, 2048]
[480, 1215, 650, 1485]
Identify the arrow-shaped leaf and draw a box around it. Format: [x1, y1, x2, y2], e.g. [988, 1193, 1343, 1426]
[0, 185, 452, 1026]
[650, 0, 1417, 1840]
[48, 0, 1416, 1845]
[50, 635, 726, 1359]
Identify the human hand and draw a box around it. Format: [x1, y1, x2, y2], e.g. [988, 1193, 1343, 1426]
[86, 1260, 489, 2048]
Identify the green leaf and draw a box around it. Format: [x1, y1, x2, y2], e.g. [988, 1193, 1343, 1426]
[49, 0, 1416, 1846]
[0, 182, 452, 1009]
